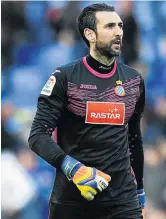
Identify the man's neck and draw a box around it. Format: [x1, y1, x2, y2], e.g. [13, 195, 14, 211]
[90, 50, 115, 66]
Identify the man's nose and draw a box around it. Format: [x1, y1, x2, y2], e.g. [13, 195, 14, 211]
[114, 26, 123, 37]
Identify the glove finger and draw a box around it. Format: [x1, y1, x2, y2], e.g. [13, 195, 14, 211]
[96, 183, 103, 192]
[79, 187, 96, 201]
[76, 185, 97, 196]
[97, 177, 109, 190]
[83, 191, 95, 201]
[99, 178, 109, 190]
[142, 209, 145, 219]
[97, 170, 111, 182]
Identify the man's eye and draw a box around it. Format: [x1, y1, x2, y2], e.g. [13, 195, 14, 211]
[107, 24, 114, 28]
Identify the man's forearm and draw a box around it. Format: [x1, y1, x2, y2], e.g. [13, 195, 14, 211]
[28, 133, 66, 169]
[128, 119, 144, 190]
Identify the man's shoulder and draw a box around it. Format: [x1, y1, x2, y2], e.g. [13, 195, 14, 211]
[51, 58, 83, 82]
[56, 58, 83, 72]
[117, 62, 142, 78]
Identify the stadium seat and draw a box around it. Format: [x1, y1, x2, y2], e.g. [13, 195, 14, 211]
[12, 43, 43, 66]
[25, 1, 54, 43]
[8, 65, 45, 109]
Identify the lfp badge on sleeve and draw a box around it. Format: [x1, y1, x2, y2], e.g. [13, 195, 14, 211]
[41, 75, 56, 96]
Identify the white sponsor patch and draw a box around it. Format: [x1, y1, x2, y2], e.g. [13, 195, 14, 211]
[41, 75, 56, 96]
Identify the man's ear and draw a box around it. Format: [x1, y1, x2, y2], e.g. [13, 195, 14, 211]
[84, 28, 96, 43]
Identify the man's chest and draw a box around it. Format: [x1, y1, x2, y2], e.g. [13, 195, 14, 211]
[67, 76, 140, 124]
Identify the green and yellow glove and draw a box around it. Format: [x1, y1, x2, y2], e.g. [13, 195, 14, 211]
[61, 155, 111, 201]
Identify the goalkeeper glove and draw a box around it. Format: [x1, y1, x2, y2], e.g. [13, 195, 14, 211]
[61, 155, 111, 201]
[137, 189, 145, 209]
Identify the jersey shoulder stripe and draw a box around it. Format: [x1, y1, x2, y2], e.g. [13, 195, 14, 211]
[56, 58, 82, 71]
[117, 62, 142, 79]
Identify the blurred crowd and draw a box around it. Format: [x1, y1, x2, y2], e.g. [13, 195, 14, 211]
[1, 1, 166, 219]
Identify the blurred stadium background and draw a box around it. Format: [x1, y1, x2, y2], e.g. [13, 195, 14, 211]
[1, 1, 166, 219]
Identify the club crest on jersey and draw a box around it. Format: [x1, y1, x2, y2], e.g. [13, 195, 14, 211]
[115, 80, 125, 97]
[41, 75, 56, 96]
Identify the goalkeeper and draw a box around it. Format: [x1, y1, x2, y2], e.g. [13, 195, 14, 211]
[29, 3, 145, 219]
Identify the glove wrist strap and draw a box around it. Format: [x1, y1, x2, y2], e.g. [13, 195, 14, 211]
[61, 155, 82, 180]
[137, 189, 145, 209]
[137, 189, 145, 195]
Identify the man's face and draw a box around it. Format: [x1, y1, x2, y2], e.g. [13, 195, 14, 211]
[94, 11, 123, 58]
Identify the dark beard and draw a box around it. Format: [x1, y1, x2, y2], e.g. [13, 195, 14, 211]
[95, 40, 122, 58]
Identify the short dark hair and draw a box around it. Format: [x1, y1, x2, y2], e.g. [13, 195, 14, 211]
[77, 3, 115, 48]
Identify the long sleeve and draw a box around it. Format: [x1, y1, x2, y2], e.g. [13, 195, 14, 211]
[128, 76, 145, 190]
[28, 70, 67, 169]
